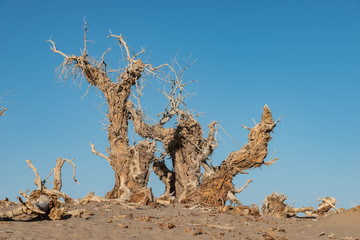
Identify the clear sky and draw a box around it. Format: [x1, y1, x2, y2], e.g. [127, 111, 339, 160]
[0, 0, 359, 209]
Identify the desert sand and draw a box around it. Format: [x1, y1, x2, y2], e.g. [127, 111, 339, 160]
[1, 200, 359, 240]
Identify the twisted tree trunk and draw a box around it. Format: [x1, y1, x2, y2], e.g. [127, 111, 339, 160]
[49, 30, 157, 202]
[194, 105, 279, 206]
[128, 102, 217, 200]
[49, 25, 280, 206]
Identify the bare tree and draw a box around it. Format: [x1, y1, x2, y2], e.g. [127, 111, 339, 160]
[49, 23, 166, 202]
[130, 91, 280, 205]
[127, 60, 219, 201]
[49, 24, 280, 205]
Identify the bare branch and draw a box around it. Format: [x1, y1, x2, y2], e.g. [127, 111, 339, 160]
[274, 115, 286, 125]
[220, 105, 280, 175]
[264, 157, 279, 166]
[108, 32, 131, 61]
[26, 160, 42, 190]
[47, 38, 69, 58]
[241, 125, 252, 130]
[264, 151, 279, 166]
[83, 18, 88, 54]
[0, 107, 6, 116]
[98, 47, 111, 68]
[63, 158, 79, 185]
[90, 142, 112, 164]
[233, 179, 253, 194]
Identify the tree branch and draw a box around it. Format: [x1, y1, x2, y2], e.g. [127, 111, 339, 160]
[90, 143, 112, 165]
[126, 100, 175, 144]
[220, 105, 280, 176]
[47, 38, 69, 58]
[26, 160, 43, 190]
[0, 108, 7, 116]
[233, 179, 253, 193]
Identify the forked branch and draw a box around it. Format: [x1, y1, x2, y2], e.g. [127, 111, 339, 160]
[44, 157, 79, 191]
[90, 143, 112, 164]
[26, 160, 43, 190]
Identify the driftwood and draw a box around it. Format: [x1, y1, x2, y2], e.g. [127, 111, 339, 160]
[261, 192, 342, 218]
[0, 196, 47, 219]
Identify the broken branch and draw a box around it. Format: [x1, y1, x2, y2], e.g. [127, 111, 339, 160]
[90, 143, 112, 164]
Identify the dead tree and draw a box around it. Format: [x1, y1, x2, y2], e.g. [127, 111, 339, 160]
[49, 23, 167, 201]
[0, 158, 97, 221]
[261, 192, 342, 218]
[0, 158, 79, 220]
[49, 24, 280, 205]
[24, 158, 78, 204]
[194, 105, 280, 206]
[128, 59, 280, 204]
[131, 99, 279, 204]
[127, 60, 218, 200]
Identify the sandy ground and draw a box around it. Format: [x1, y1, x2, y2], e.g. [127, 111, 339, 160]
[1, 201, 359, 240]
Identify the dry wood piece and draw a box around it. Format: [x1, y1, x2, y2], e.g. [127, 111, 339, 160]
[0, 158, 80, 220]
[233, 204, 260, 217]
[0, 196, 47, 220]
[262, 193, 288, 217]
[261, 192, 340, 218]
[315, 197, 342, 215]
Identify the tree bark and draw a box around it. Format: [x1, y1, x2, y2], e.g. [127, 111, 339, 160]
[194, 105, 279, 206]
[128, 102, 218, 200]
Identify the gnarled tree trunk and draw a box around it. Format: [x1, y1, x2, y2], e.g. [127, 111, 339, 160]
[194, 105, 279, 206]
[128, 100, 218, 200]
[49, 28, 158, 201]
[49, 24, 280, 206]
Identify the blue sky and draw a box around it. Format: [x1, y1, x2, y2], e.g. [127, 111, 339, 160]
[0, 0, 359, 209]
